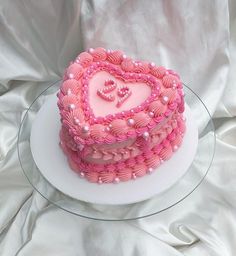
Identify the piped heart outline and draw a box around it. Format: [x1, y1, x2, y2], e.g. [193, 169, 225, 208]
[80, 62, 161, 124]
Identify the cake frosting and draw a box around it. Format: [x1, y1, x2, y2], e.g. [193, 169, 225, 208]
[57, 47, 186, 184]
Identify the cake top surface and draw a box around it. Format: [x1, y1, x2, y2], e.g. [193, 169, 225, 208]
[57, 47, 184, 145]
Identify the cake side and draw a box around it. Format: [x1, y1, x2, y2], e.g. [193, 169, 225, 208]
[57, 47, 185, 184]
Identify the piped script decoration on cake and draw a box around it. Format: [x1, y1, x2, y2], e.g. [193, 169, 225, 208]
[57, 47, 186, 184]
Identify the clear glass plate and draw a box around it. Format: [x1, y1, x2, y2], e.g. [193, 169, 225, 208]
[17, 80, 215, 221]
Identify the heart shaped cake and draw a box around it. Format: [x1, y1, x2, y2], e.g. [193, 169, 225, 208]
[57, 48, 186, 184]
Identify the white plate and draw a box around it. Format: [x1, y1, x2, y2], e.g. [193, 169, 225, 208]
[30, 93, 198, 205]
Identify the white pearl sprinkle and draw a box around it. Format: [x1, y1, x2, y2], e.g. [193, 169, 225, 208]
[98, 178, 103, 184]
[149, 111, 154, 117]
[150, 62, 155, 67]
[132, 173, 137, 179]
[122, 54, 127, 60]
[160, 159, 164, 164]
[78, 144, 84, 151]
[68, 104, 76, 110]
[173, 145, 178, 151]
[142, 131, 150, 140]
[172, 83, 177, 89]
[79, 172, 85, 178]
[88, 48, 94, 53]
[113, 177, 120, 184]
[68, 73, 74, 79]
[74, 118, 80, 125]
[82, 125, 89, 133]
[127, 118, 135, 126]
[162, 96, 169, 103]
[105, 126, 110, 132]
[147, 167, 154, 174]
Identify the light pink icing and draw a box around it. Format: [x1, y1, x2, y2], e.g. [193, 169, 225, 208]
[150, 66, 166, 78]
[88, 71, 152, 116]
[162, 74, 180, 88]
[159, 146, 173, 160]
[146, 155, 160, 168]
[61, 95, 79, 110]
[148, 101, 167, 117]
[61, 79, 81, 95]
[121, 58, 134, 72]
[118, 168, 132, 181]
[66, 63, 83, 80]
[133, 164, 146, 177]
[110, 119, 129, 135]
[133, 112, 151, 128]
[76, 52, 93, 67]
[90, 47, 107, 61]
[107, 50, 123, 64]
[90, 124, 106, 141]
[133, 61, 150, 74]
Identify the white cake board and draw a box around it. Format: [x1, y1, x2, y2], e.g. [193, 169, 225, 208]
[30, 93, 198, 205]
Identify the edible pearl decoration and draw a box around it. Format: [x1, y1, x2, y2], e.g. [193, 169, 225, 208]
[105, 126, 110, 132]
[82, 125, 90, 133]
[172, 83, 177, 89]
[162, 96, 169, 103]
[150, 62, 155, 67]
[98, 177, 103, 184]
[147, 167, 154, 174]
[88, 48, 94, 53]
[127, 118, 135, 126]
[68, 73, 74, 79]
[173, 145, 178, 151]
[142, 131, 150, 140]
[74, 118, 80, 125]
[122, 54, 127, 60]
[149, 111, 154, 117]
[68, 104, 76, 110]
[79, 172, 85, 178]
[113, 177, 120, 184]
[132, 173, 137, 179]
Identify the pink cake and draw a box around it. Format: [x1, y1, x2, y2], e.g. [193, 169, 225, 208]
[57, 48, 186, 184]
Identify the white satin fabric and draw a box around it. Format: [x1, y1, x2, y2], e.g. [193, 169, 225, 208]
[0, 0, 236, 255]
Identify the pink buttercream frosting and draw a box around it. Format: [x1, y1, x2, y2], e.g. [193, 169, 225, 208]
[90, 47, 107, 61]
[57, 47, 186, 184]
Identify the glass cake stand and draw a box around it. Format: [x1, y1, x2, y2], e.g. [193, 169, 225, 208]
[17, 80, 215, 221]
